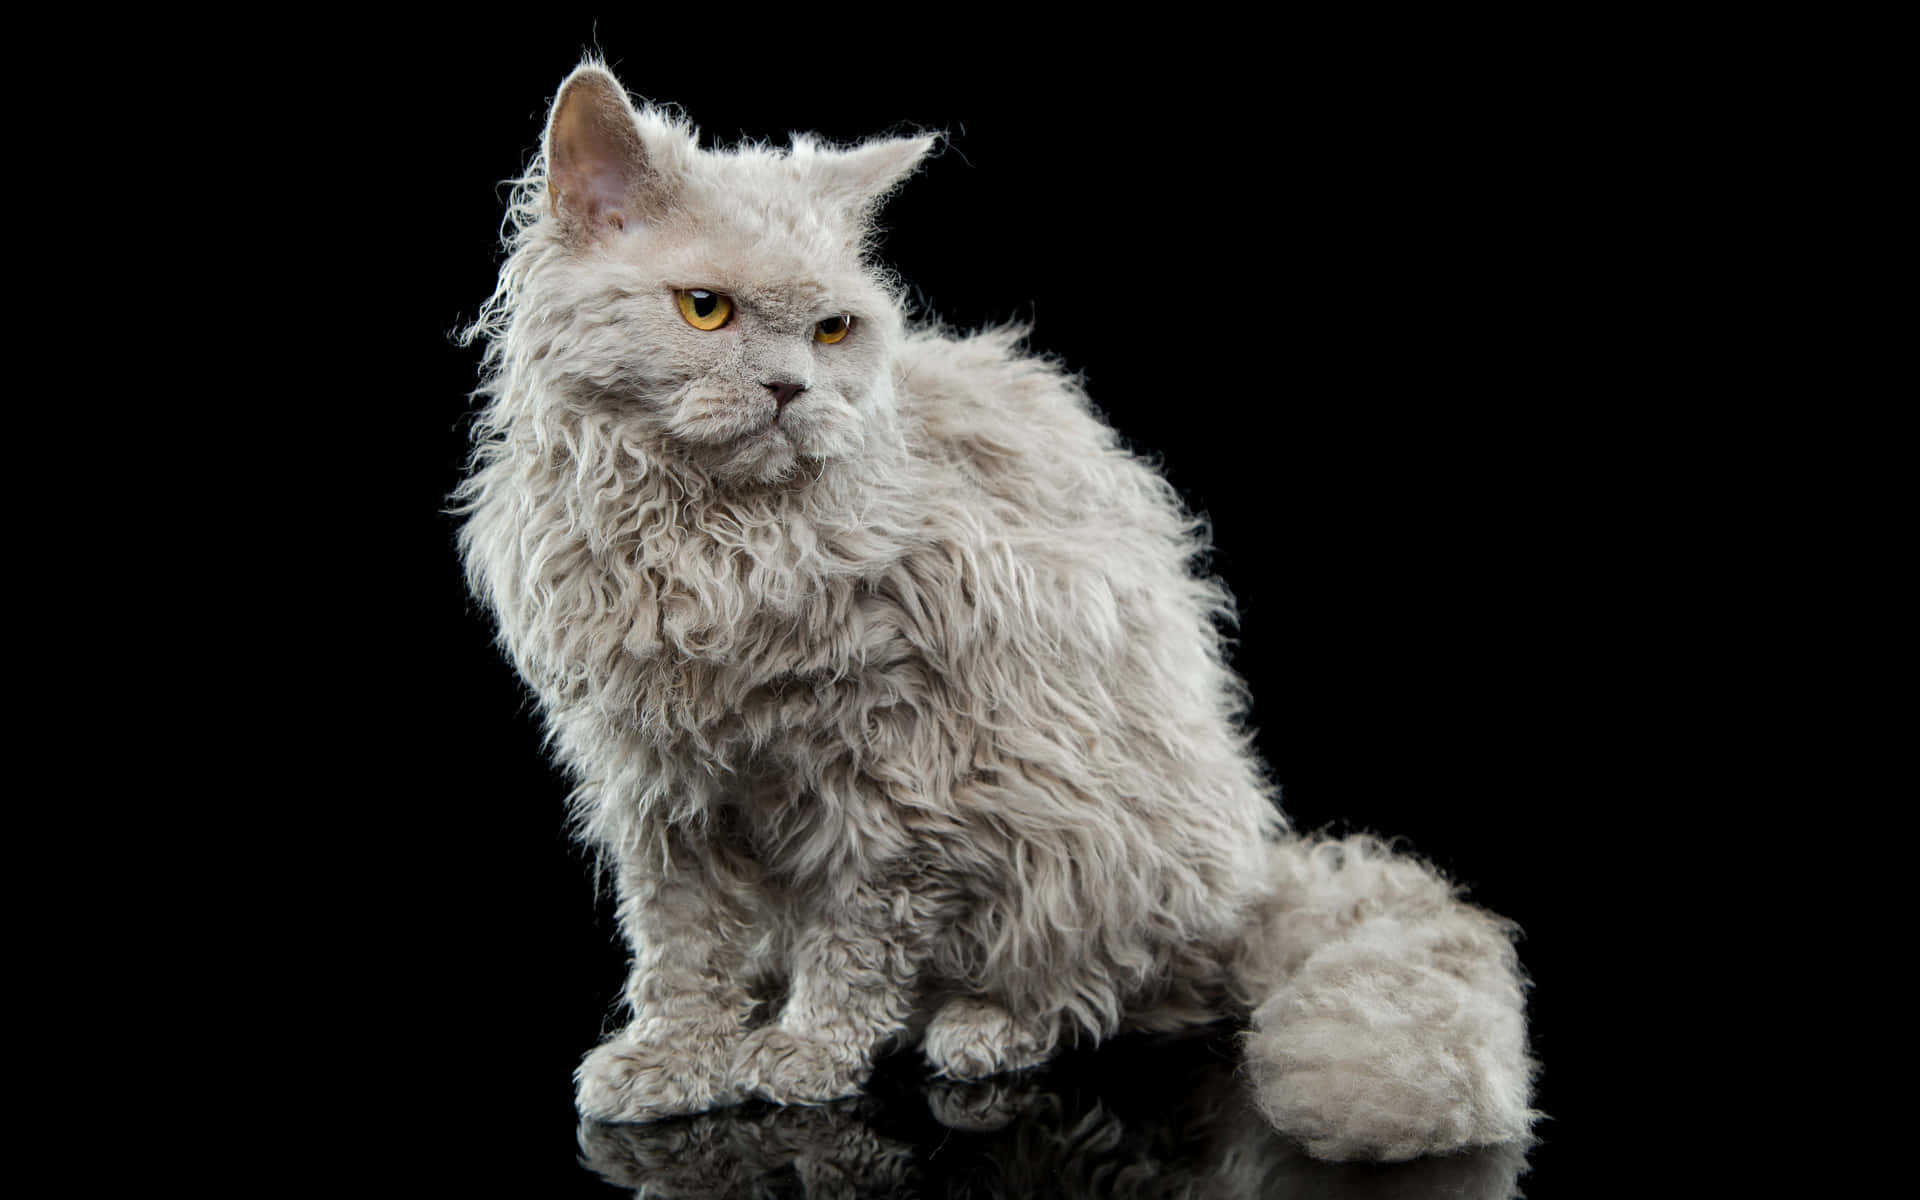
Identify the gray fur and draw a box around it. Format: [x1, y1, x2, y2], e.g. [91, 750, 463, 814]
[456, 60, 1538, 1161]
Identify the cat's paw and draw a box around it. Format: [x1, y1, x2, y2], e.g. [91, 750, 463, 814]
[921, 997, 1053, 1081]
[730, 1026, 868, 1106]
[575, 1034, 740, 1123]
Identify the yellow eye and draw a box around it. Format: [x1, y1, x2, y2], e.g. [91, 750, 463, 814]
[814, 315, 852, 345]
[675, 289, 732, 331]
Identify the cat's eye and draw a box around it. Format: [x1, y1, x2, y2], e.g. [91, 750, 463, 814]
[675, 289, 733, 331]
[814, 315, 852, 345]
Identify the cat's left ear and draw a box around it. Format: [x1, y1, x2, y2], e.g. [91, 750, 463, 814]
[802, 135, 939, 218]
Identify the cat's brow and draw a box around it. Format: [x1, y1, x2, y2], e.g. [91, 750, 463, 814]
[710, 280, 852, 325]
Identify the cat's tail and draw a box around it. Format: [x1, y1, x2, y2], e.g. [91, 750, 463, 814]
[1227, 834, 1540, 1162]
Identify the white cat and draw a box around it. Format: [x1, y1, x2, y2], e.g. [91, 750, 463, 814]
[456, 60, 1536, 1162]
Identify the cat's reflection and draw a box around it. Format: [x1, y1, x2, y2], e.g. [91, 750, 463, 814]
[577, 1026, 1530, 1199]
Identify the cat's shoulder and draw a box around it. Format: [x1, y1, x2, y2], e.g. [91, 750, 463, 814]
[883, 323, 1182, 539]
[892, 325, 1112, 455]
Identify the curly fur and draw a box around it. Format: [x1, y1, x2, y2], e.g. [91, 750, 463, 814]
[456, 60, 1538, 1162]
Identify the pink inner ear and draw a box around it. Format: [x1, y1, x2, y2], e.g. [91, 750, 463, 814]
[548, 80, 640, 232]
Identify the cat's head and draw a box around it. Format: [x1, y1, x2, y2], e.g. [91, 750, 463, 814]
[517, 63, 934, 487]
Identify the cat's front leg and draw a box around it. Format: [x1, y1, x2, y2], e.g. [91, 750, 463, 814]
[577, 829, 758, 1123]
[921, 996, 1057, 1080]
[731, 870, 932, 1106]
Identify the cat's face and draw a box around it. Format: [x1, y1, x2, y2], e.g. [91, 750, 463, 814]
[532, 66, 933, 487]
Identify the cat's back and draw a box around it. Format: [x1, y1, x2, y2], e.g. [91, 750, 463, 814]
[891, 325, 1191, 551]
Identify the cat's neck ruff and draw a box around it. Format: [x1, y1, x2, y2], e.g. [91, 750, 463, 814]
[461, 362, 926, 715]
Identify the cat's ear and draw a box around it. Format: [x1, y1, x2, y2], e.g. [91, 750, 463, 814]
[544, 63, 686, 242]
[800, 134, 939, 219]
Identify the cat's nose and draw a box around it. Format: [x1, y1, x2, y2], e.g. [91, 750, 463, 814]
[764, 380, 807, 410]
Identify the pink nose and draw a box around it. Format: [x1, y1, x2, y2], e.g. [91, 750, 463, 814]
[765, 381, 806, 409]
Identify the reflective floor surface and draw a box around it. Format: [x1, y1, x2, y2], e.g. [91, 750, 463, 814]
[567, 1025, 1532, 1198]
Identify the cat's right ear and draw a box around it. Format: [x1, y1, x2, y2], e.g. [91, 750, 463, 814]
[544, 64, 682, 243]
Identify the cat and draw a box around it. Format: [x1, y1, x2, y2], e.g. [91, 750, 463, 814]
[455, 60, 1537, 1163]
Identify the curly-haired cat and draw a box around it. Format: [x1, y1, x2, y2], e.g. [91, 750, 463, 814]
[456, 61, 1537, 1162]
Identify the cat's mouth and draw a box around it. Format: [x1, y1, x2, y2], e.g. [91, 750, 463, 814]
[664, 388, 859, 485]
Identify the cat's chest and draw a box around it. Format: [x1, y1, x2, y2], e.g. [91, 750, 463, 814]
[634, 583, 930, 746]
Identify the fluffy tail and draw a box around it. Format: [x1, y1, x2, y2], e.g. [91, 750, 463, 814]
[1230, 835, 1539, 1162]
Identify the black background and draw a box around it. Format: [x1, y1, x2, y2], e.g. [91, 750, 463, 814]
[300, 18, 1645, 1195]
